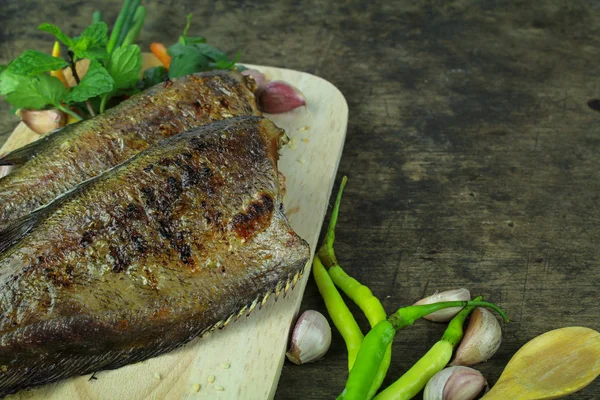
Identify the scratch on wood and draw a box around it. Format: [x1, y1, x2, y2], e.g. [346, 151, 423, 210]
[420, 279, 430, 298]
[391, 253, 403, 292]
[519, 253, 530, 326]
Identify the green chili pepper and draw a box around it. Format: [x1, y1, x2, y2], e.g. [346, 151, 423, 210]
[312, 255, 363, 369]
[318, 176, 391, 398]
[338, 299, 509, 400]
[317, 176, 346, 268]
[373, 297, 486, 400]
[329, 265, 391, 399]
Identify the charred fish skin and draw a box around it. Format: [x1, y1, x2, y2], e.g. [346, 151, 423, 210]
[0, 116, 309, 397]
[0, 70, 260, 231]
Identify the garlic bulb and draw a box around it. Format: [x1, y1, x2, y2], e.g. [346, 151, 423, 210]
[286, 310, 331, 365]
[414, 288, 471, 322]
[259, 81, 306, 113]
[424, 366, 488, 400]
[16, 108, 67, 135]
[451, 307, 502, 366]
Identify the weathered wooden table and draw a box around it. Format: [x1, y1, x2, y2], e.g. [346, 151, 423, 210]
[1, 1, 598, 399]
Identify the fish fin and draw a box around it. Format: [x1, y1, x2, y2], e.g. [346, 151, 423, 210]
[0, 172, 98, 253]
[0, 209, 42, 253]
[0, 124, 71, 166]
[0, 136, 51, 165]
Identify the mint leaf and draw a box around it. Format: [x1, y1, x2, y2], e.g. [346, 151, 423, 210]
[107, 45, 142, 91]
[80, 22, 108, 47]
[142, 66, 167, 89]
[72, 22, 109, 61]
[38, 23, 74, 47]
[77, 47, 109, 62]
[0, 65, 7, 74]
[0, 69, 29, 95]
[66, 61, 113, 103]
[168, 50, 208, 78]
[5, 74, 67, 109]
[7, 50, 68, 76]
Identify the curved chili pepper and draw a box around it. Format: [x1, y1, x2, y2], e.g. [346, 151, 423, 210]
[312, 255, 363, 369]
[338, 300, 508, 400]
[318, 176, 391, 398]
[373, 297, 485, 400]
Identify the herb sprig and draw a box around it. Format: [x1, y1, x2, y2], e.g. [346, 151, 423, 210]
[0, 2, 242, 120]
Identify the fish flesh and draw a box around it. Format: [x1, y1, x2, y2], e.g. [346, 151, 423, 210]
[0, 116, 310, 397]
[0, 70, 260, 231]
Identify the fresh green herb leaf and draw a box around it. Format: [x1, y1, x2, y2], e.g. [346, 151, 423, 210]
[76, 47, 109, 62]
[178, 13, 194, 45]
[5, 74, 68, 109]
[107, 44, 142, 90]
[194, 43, 229, 62]
[0, 65, 6, 74]
[71, 22, 109, 61]
[6, 50, 68, 76]
[38, 23, 74, 47]
[66, 61, 114, 103]
[0, 69, 28, 95]
[167, 42, 189, 58]
[79, 22, 109, 47]
[168, 51, 209, 78]
[142, 66, 167, 88]
[185, 36, 207, 44]
[92, 10, 103, 24]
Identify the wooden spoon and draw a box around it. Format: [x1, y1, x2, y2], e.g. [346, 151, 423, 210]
[482, 326, 600, 399]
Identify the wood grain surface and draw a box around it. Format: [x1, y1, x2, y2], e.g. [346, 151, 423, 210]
[1, 1, 599, 399]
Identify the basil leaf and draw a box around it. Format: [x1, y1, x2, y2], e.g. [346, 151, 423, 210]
[66, 61, 114, 103]
[107, 45, 142, 91]
[38, 23, 74, 47]
[7, 50, 68, 76]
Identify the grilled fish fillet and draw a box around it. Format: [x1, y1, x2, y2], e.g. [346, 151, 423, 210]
[0, 70, 260, 231]
[0, 116, 309, 397]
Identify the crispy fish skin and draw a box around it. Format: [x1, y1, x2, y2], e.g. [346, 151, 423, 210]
[0, 70, 260, 231]
[0, 116, 309, 397]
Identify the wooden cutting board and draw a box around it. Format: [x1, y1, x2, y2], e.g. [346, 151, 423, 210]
[4, 61, 348, 399]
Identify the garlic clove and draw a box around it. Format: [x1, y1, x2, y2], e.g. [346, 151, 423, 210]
[241, 69, 268, 94]
[259, 81, 306, 114]
[286, 310, 331, 365]
[414, 288, 471, 322]
[16, 108, 67, 135]
[424, 366, 488, 400]
[451, 307, 502, 366]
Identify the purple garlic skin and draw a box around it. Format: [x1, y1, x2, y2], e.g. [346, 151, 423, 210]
[259, 81, 306, 113]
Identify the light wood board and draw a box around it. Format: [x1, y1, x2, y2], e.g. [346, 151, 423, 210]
[5, 63, 348, 399]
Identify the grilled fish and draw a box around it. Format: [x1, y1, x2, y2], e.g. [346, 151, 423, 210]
[0, 70, 260, 231]
[0, 116, 309, 397]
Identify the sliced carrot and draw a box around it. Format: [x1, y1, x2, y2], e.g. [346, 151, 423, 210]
[50, 41, 69, 88]
[150, 42, 172, 69]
